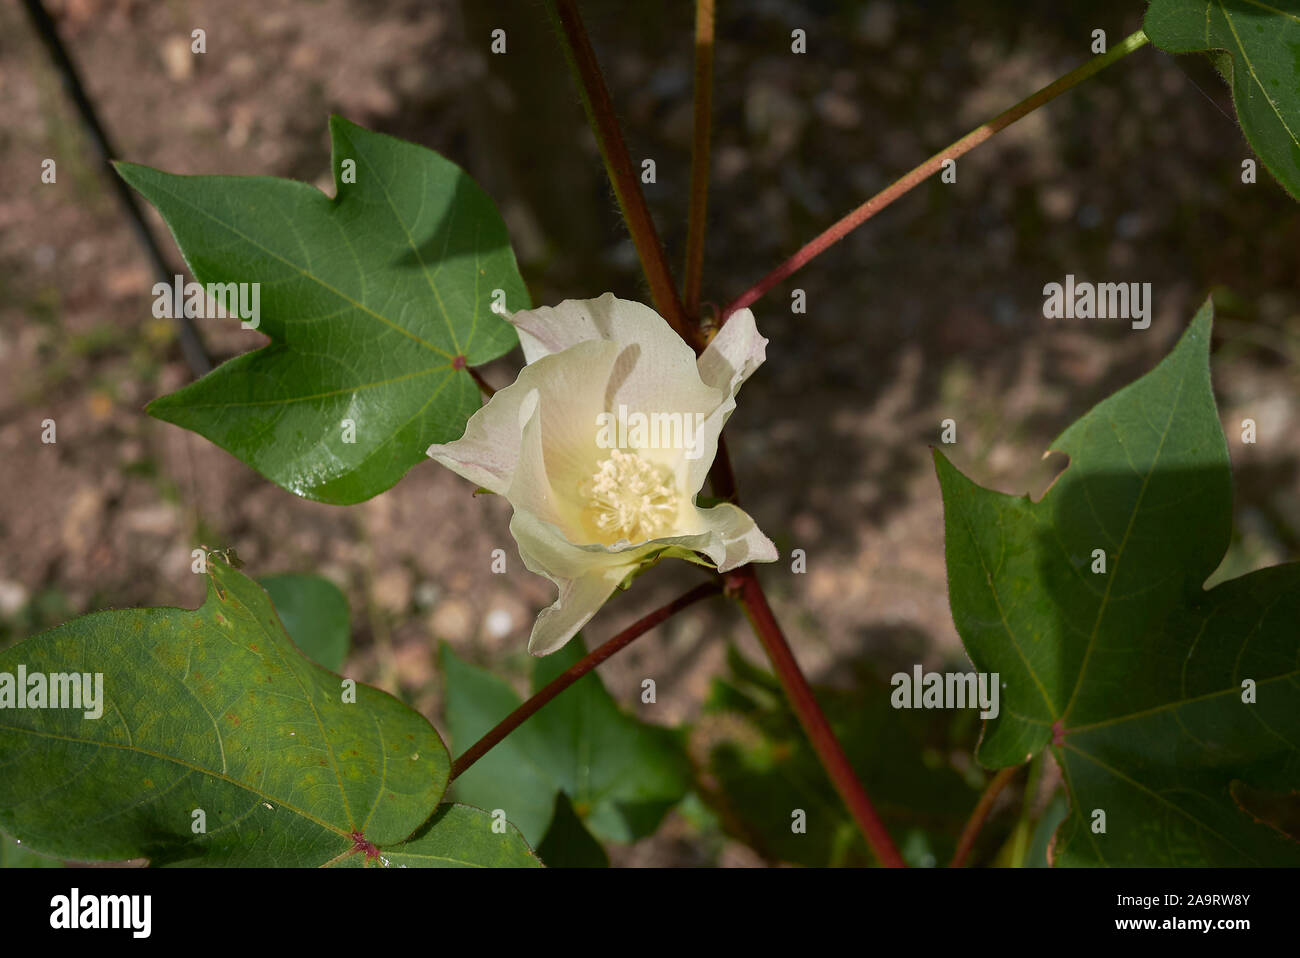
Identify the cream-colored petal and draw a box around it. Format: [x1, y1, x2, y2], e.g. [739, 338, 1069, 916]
[680, 396, 730, 497]
[509, 383, 604, 539]
[425, 387, 529, 496]
[506, 386, 565, 531]
[697, 308, 767, 397]
[657, 502, 778, 572]
[509, 510, 639, 655]
[427, 339, 615, 496]
[508, 293, 692, 366]
[436, 295, 774, 658]
[512, 295, 725, 481]
[510, 508, 642, 579]
[526, 571, 625, 656]
[674, 309, 767, 493]
[600, 327, 718, 423]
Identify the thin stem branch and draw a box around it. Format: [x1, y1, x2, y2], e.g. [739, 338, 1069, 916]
[683, 0, 715, 319]
[726, 565, 906, 867]
[450, 581, 721, 780]
[546, 0, 699, 349]
[709, 421, 902, 866]
[543, 0, 899, 870]
[23, 0, 212, 376]
[950, 764, 1022, 868]
[1006, 752, 1044, 867]
[466, 365, 496, 398]
[721, 28, 1151, 322]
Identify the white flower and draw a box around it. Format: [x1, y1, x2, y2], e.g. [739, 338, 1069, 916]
[427, 294, 777, 655]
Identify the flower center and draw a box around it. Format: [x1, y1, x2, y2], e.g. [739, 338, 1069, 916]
[579, 449, 678, 544]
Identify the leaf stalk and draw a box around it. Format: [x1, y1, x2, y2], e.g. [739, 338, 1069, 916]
[449, 582, 721, 780]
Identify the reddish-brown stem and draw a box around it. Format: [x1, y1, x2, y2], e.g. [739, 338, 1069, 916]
[949, 764, 1022, 868]
[546, 0, 699, 350]
[721, 28, 1151, 322]
[726, 564, 906, 867]
[467, 365, 496, 398]
[449, 581, 721, 780]
[683, 0, 715, 319]
[706, 325, 897, 865]
[545, 0, 901, 867]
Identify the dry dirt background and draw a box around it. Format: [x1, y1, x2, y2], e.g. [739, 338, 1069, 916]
[1, 0, 1297, 865]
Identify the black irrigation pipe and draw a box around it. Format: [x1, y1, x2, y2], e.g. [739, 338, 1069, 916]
[23, 0, 213, 377]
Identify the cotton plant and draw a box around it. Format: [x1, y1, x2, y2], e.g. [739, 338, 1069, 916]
[5, 0, 1300, 876]
[427, 294, 776, 654]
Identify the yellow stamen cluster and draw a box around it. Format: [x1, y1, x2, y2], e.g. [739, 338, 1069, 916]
[580, 449, 677, 544]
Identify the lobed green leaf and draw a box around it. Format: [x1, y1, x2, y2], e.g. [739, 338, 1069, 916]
[0, 559, 462, 866]
[937, 300, 1300, 865]
[1145, 0, 1300, 200]
[118, 116, 528, 504]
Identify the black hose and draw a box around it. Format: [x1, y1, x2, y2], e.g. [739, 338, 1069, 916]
[21, 0, 213, 376]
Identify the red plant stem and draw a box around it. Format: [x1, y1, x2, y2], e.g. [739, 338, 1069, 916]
[449, 581, 721, 780]
[949, 764, 1021, 868]
[546, 0, 699, 349]
[683, 0, 715, 319]
[726, 564, 906, 867]
[721, 28, 1151, 322]
[546, 0, 902, 867]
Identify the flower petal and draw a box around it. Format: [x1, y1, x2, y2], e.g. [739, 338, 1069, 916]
[677, 309, 768, 493]
[433, 295, 776, 657]
[508, 293, 692, 367]
[511, 294, 723, 480]
[509, 510, 638, 655]
[660, 501, 778, 572]
[697, 308, 767, 397]
[680, 393, 732, 496]
[427, 339, 616, 496]
[508, 382, 597, 540]
[527, 571, 625, 656]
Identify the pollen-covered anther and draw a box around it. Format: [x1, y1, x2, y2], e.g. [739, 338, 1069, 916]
[580, 448, 678, 543]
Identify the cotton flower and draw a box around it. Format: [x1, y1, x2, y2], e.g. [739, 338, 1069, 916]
[427, 294, 777, 655]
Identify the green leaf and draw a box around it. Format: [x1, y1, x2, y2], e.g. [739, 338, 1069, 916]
[441, 638, 691, 847]
[1144, 0, 1300, 200]
[698, 647, 981, 867]
[334, 804, 541, 868]
[1, 832, 63, 868]
[258, 573, 350, 671]
[536, 792, 610, 867]
[936, 299, 1300, 865]
[0, 559, 450, 866]
[116, 116, 528, 504]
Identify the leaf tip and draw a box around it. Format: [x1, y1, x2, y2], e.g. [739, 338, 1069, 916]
[930, 446, 967, 489]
